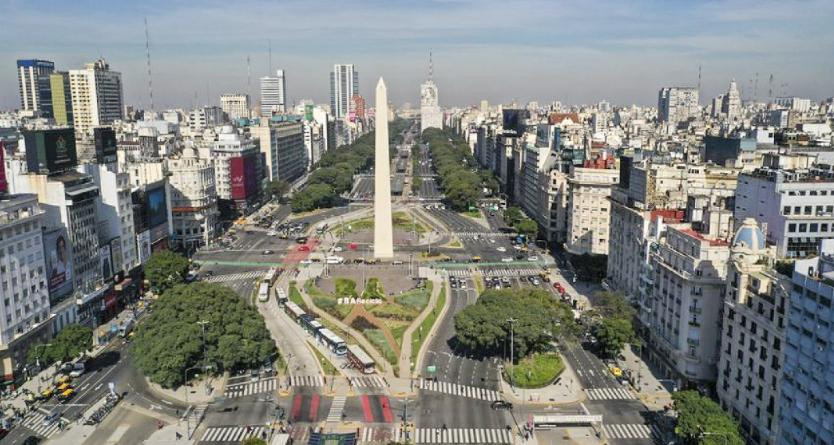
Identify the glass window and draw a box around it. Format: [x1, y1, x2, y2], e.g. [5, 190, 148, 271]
[788, 223, 796, 232]
[822, 224, 829, 232]
[783, 206, 791, 215]
[799, 224, 807, 233]
[810, 223, 819, 232]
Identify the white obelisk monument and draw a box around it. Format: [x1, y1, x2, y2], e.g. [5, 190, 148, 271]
[373, 77, 394, 259]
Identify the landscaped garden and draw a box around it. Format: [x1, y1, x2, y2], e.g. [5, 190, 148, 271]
[503, 352, 565, 388]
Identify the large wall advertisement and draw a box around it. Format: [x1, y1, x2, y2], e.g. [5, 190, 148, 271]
[23, 128, 78, 174]
[147, 186, 167, 228]
[109, 238, 123, 275]
[100, 246, 113, 281]
[93, 127, 118, 162]
[0, 141, 7, 194]
[229, 154, 258, 200]
[137, 230, 152, 264]
[43, 227, 74, 301]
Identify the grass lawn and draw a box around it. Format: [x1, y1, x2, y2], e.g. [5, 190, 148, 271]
[309, 342, 337, 375]
[334, 277, 358, 298]
[503, 353, 565, 389]
[410, 288, 446, 366]
[447, 241, 462, 248]
[365, 329, 398, 365]
[393, 211, 427, 234]
[333, 211, 426, 236]
[473, 276, 485, 294]
[389, 323, 408, 349]
[395, 282, 432, 311]
[460, 209, 482, 219]
[362, 277, 385, 299]
[288, 281, 312, 312]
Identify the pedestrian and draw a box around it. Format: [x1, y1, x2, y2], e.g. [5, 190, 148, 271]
[175, 432, 182, 440]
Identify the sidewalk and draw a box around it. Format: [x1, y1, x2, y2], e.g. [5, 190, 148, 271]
[398, 276, 443, 378]
[617, 344, 673, 411]
[498, 354, 585, 406]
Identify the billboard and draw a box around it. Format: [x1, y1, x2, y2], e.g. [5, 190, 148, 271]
[100, 245, 113, 280]
[502, 109, 529, 137]
[23, 128, 78, 174]
[137, 230, 152, 264]
[0, 141, 7, 194]
[109, 238, 123, 275]
[43, 227, 74, 301]
[147, 186, 168, 228]
[229, 154, 258, 200]
[93, 127, 118, 163]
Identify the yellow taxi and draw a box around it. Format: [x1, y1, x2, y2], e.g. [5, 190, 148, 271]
[40, 387, 54, 399]
[55, 375, 71, 385]
[610, 366, 623, 378]
[58, 388, 75, 400]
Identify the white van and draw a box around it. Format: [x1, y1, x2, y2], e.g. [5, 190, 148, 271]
[325, 256, 344, 264]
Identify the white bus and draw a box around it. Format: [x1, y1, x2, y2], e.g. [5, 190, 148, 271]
[258, 282, 270, 302]
[276, 287, 288, 304]
[317, 328, 347, 355]
[263, 268, 278, 288]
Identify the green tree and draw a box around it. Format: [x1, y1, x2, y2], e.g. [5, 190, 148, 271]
[264, 179, 290, 199]
[515, 218, 539, 239]
[241, 438, 267, 445]
[131, 282, 277, 388]
[593, 318, 634, 357]
[454, 288, 575, 359]
[144, 250, 190, 294]
[504, 206, 523, 226]
[591, 291, 635, 320]
[28, 324, 93, 366]
[672, 391, 744, 445]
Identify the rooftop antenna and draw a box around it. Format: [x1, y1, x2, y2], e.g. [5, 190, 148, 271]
[768, 74, 774, 101]
[247, 54, 251, 97]
[429, 50, 433, 81]
[268, 39, 272, 75]
[753, 72, 759, 102]
[144, 17, 154, 112]
[697, 64, 701, 92]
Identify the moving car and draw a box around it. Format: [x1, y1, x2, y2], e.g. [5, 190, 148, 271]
[490, 400, 513, 410]
[262, 250, 274, 255]
[501, 257, 513, 263]
[496, 246, 506, 252]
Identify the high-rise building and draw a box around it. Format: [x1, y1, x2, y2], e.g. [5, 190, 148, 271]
[69, 59, 124, 135]
[330, 64, 358, 119]
[220, 94, 250, 120]
[779, 240, 834, 445]
[167, 147, 219, 251]
[16, 59, 55, 116]
[252, 120, 307, 184]
[420, 77, 442, 132]
[260, 70, 286, 117]
[657, 87, 699, 125]
[211, 126, 261, 214]
[0, 194, 54, 382]
[49, 72, 73, 126]
[565, 166, 619, 256]
[722, 79, 742, 122]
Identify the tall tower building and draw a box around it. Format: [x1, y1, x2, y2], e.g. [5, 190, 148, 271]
[330, 64, 358, 119]
[657, 87, 699, 125]
[69, 59, 124, 135]
[260, 69, 286, 117]
[420, 53, 442, 132]
[49, 72, 73, 126]
[722, 79, 742, 122]
[16, 59, 55, 116]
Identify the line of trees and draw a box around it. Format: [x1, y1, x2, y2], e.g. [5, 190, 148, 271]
[421, 128, 498, 211]
[27, 324, 93, 367]
[673, 390, 744, 445]
[291, 118, 411, 213]
[587, 291, 636, 357]
[504, 206, 538, 238]
[453, 288, 576, 360]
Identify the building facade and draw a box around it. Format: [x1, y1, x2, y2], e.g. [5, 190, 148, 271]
[260, 70, 286, 117]
[49, 72, 73, 126]
[69, 59, 124, 135]
[252, 120, 307, 184]
[330, 64, 358, 120]
[220, 93, 250, 121]
[564, 167, 619, 255]
[657, 87, 699, 126]
[167, 147, 218, 251]
[16, 59, 55, 116]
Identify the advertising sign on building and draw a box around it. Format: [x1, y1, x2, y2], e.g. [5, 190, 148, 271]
[23, 128, 78, 174]
[0, 141, 7, 194]
[229, 154, 258, 200]
[109, 238, 123, 275]
[146, 186, 168, 228]
[137, 230, 152, 264]
[93, 127, 118, 163]
[100, 245, 113, 280]
[43, 227, 74, 301]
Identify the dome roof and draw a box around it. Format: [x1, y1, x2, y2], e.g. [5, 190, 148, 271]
[733, 218, 765, 251]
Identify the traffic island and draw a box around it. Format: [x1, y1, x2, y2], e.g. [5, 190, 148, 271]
[499, 353, 585, 405]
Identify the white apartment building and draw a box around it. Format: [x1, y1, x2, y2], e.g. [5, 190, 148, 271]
[167, 147, 219, 251]
[718, 219, 788, 445]
[77, 163, 138, 275]
[260, 70, 286, 117]
[211, 126, 259, 200]
[69, 59, 124, 135]
[734, 165, 834, 258]
[0, 194, 53, 379]
[657, 87, 699, 126]
[220, 94, 250, 121]
[330, 64, 358, 120]
[188, 106, 224, 133]
[251, 121, 307, 184]
[644, 222, 730, 387]
[564, 167, 619, 255]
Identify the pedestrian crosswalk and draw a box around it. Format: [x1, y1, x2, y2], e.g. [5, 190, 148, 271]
[452, 232, 506, 238]
[360, 426, 405, 443]
[224, 377, 278, 398]
[349, 375, 387, 388]
[326, 395, 346, 422]
[289, 375, 325, 387]
[413, 428, 512, 444]
[417, 379, 501, 402]
[448, 267, 544, 278]
[200, 425, 266, 443]
[203, 271, 263, 283]
[21, 410, 67, 438]
[603, 423, 660, 440]
[585, 387, 635, 400]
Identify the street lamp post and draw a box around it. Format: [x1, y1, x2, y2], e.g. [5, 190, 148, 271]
[507, 318, 516, 392]
[33, 343, 52, 370]
[196, 320, 211, 394]
[183, 364, 202, 434]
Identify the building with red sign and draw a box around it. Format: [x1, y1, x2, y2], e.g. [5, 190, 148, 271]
[212, 125, 262, 216]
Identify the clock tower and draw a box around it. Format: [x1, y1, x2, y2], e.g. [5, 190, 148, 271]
[420, 52, 443, 132]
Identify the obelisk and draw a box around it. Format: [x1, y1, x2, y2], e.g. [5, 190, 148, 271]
[374, 77, 394, 259]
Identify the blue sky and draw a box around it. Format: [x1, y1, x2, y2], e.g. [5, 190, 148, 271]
[2, 0, 833, 109]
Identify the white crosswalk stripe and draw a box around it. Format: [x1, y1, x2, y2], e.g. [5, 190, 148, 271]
[223, 376, 279, 398]
[360, 426, 407, 443]
[201, 425, 265, 442]
[602, 423, 654, 439]
[417, 379, 500, 402]
[585, 387, 635, 400]
[289, 375, 324, 387]
[326, 395, 346, 422]
[452, 232, 506, 238]
[203, 271, 263, 283]
[413, 428, 511, 444]
[349, 376, 387, 388]
[21, 410, 66, 438]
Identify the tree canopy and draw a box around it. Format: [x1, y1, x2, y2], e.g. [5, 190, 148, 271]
[265, 179, 291, 199]
[27, 324, 93, 366]
[422, 128, 497, 211]
[454, 288, 576, 359]
[672, 391, 744, 445]
[131, 282, 277, 388]
[241, 438, 267, 445]
[593, 318, 634, 357]
[291, 118, 411, 213]
[144, 250, 190, 294]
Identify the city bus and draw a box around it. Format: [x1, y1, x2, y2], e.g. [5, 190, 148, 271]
[258, 282, 270, 302]
[346, 344, 376, 374]
[262, 268, 278, 288]
[300, 315, 324, 335]
[276, 287, 288, 304]
[284, 301, 306, 321]
[317, 328, 347, 356]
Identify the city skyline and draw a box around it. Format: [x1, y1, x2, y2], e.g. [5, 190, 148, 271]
[3, 0, 834, 111]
